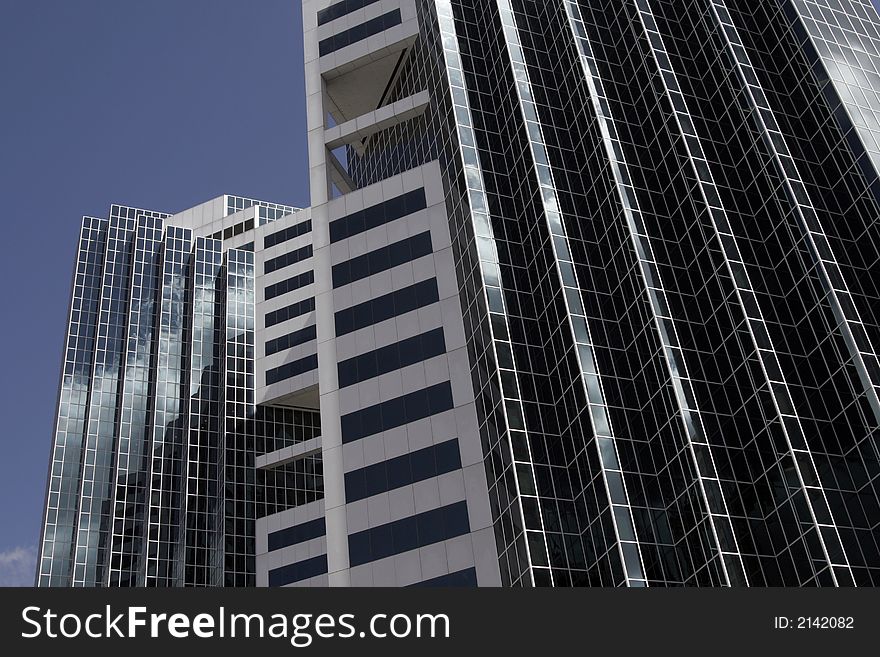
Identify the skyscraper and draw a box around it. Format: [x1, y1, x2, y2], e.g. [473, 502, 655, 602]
[39, 198, 323, 587]
[39, 0, 880, 587]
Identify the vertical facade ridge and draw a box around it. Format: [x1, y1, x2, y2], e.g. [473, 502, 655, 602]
[560, 0, 747, 586]
[106, 214, 165, 586]
[770, 0, 880, 423]
[630, 0, 846, 586]
[496, 0, 645, 587]
[181, 236, 225, 587]
[703, 0, 859, 586]
[39, 217, 108, 587]
[72, 212, 137, 587]
[726, 0, 880, 424]
[144, 226, 193, 586]
[400, 0, 538, 586]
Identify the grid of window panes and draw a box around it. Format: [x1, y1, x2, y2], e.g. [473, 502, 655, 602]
[792, 0, 880, 173]
[144, 226, 193, 586]
[223, 249, 256, 586]
[109, 204, 169, 222]
[253, 407, 323, 520]
[454, 0, 568, 587]
[258, 205, 299, 225]
[670, 0, 856, 586]
[555, 0, 737, 586]
[258, 458, 324, 518]
[445, 0, 643, 586]
[568, 0, 877, 586]
[724, 0, 880, 586]
[556, 0, 704, 586]
[254, 405, 321, 454]
[225, 195, 298, 226]
[778, 0, 880, 403]
[71, 214, 137, 587]
[575, 0, 824, 586]
[41, 204, 310, 587]
[629, 0, 825, 587]
[345, 33, 437, 188]
[636, 0, 788, 587]
[39, 217, 108, 587]
[398, 0, 880, 587]
[107, 214, 165, 587]
[38, 0, 880, 589]
[40, 205, 172, 588]
[504, 0, 661, 587]
[208, 217, 255, 242]
[182, 237, 224, 587]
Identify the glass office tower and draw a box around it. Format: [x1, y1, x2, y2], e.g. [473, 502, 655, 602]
[38, 199, 322, 587]
[40, 0, 880, 587]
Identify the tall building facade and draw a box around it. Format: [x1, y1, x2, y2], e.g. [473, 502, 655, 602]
[39, 198, 323, 587]
[40, 0, 880, 587]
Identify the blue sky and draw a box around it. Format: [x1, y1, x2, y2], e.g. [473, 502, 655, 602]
[0, 0, 308, 584]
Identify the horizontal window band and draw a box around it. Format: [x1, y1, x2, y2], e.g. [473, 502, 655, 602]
[264, 244, 313, 275]
[268, 554, 328, 586]
[348, 501, 470, 567]
[332, 231, 433, 288]
[267, 517, 326, 552]
[318, 9, 401, 57]
[265, 298, 315, 328]
[265, 325, 317, 357]
[334, 278, 439, 337]
[329, 188, 427, 243]
[208, 217, 253, 241]
[338, 327, 446, 388]
[340, 381, 454, 443]
[266, 354, 319, 386]
[317, 0, 381, 26]
[408, 567, 478, 587]
[344, 438, 462, 503]
[265, 270, 314, 301]
[263, 218, 312, 249]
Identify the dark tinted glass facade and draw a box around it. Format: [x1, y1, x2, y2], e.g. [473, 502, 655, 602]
[335, 0, 880, 586]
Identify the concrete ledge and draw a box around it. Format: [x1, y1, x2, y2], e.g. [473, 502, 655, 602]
[256, 436, 323, 469]
[324, 90, 430, 153]
[320, 21, 418, 80]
